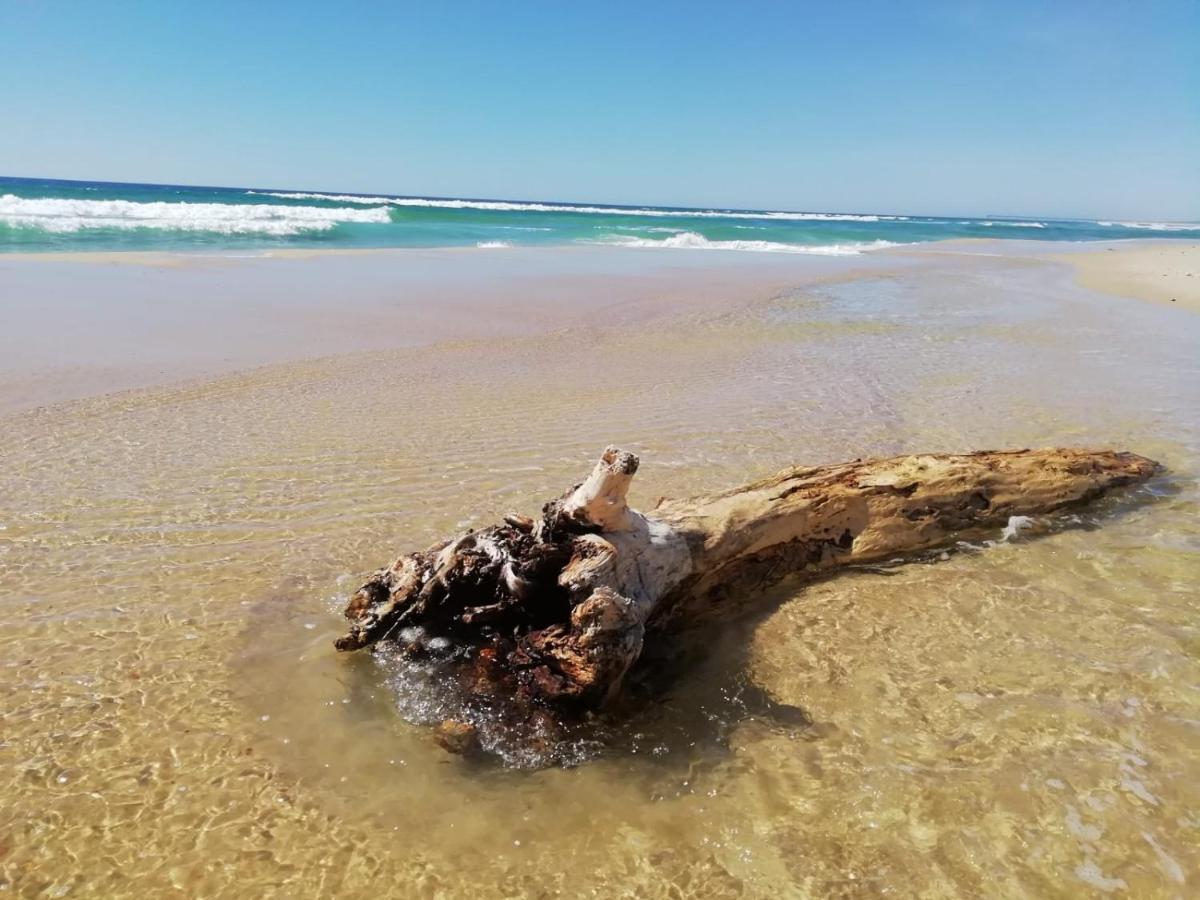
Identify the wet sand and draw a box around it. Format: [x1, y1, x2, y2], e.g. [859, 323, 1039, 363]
[3, 241, 1195, 415]
[0, 247, 906, 414]
[1, 242, 1198, 897]
[1051, 241, 1200, 312]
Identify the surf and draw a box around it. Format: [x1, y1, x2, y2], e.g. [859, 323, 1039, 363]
[0, 194, 391, 235]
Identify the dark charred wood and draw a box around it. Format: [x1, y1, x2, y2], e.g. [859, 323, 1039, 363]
[336, 446, 1160, 761]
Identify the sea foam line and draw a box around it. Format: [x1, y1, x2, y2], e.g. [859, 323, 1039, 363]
[981, 220, 1047, 228]
[0, 194, 391, 235]
[955, 219, 1048, 228]
[247, 190, 907, 222]
[584, 231, 900, 254]
[1097, 220, 1200, 232]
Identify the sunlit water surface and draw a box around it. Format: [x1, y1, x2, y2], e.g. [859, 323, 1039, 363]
[2, 255, 1198, 897]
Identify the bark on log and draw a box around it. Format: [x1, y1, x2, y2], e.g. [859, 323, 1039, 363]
[337, 446, 1157, 745]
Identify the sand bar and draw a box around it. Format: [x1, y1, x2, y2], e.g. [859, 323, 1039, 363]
[0, 245, 914, 414]
[1050, 240, 1200, 311]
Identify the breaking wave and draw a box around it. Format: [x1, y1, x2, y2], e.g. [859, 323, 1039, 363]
[0, 194, 391, 235]
[1097, 220, 1200, 232]
[957, 220, 1048, 228]
[475, 240, 511, 248]
[248, 191, 400, 205]
[586, 231, 900, 254]
[247, 190, 904, 222]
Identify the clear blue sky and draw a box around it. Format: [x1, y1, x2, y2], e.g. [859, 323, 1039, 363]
[2, 1, 1197, 219]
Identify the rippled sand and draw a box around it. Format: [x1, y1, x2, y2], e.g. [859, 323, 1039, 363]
[1, 246, 1198, 897]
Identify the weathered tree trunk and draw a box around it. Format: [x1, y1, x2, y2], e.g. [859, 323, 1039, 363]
[337, 447, 1157, 748]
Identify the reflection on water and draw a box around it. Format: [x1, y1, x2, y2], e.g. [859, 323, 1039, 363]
[1, 257, 1198, 897]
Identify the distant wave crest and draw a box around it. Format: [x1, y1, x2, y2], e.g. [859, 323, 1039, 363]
[956, 220, 1048, 228]
[0, 194, 391, 235]
[1097, 220, 1199, 232]
[248, 191, 398, 205]
[586, 231, 899, 254]
[248, 190, 903, 223]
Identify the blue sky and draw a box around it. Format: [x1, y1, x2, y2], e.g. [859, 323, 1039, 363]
[2, 1, 1197, 219]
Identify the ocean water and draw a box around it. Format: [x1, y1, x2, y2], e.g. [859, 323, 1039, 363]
[3, 175, 1198, 254]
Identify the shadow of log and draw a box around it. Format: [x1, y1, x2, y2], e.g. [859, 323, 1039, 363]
[334, 447, 1165, 769]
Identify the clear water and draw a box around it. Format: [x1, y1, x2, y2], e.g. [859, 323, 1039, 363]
[1, 253, 1197, 897]
[3, 175, 1199, 254]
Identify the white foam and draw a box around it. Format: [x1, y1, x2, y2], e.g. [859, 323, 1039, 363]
[960, 220, 1048, 228]
[475, 240, 511, 248]
[248, 191, 400, 205]
[1, 194, 391, 235]
[1097, 220, 1199, 232]
[603, 225, 687, 234]
[248, 190, 903, 222]
[1000, 515, 1035, 542]
[586, 231, 899, 255]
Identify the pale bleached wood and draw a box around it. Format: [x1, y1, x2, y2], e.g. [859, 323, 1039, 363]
[337, 445, 1158, 743]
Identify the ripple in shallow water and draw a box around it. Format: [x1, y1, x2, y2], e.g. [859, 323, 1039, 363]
[2, 257, 1198, 896]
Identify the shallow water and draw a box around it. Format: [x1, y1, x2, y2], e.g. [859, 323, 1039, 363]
[1, 253, 1198, 897]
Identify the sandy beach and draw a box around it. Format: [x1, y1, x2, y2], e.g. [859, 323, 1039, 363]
[1, 240, 1198, 897]
[2, 239, 1195, 414]
[0, 247, 907, 415]
[1052, 241, 1200, 312]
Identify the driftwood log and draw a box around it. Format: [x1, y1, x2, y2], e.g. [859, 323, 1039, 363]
[337, 447, 1157, 756]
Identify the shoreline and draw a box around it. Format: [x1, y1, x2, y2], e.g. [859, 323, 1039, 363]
[0, 245, 913, 415]
[1, 239, 1195, 416]
[0, 241, 911, 266]
[0, 234, 1182, 264]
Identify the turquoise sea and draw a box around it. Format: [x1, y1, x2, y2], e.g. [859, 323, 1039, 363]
[2, 175, 1198, 254]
